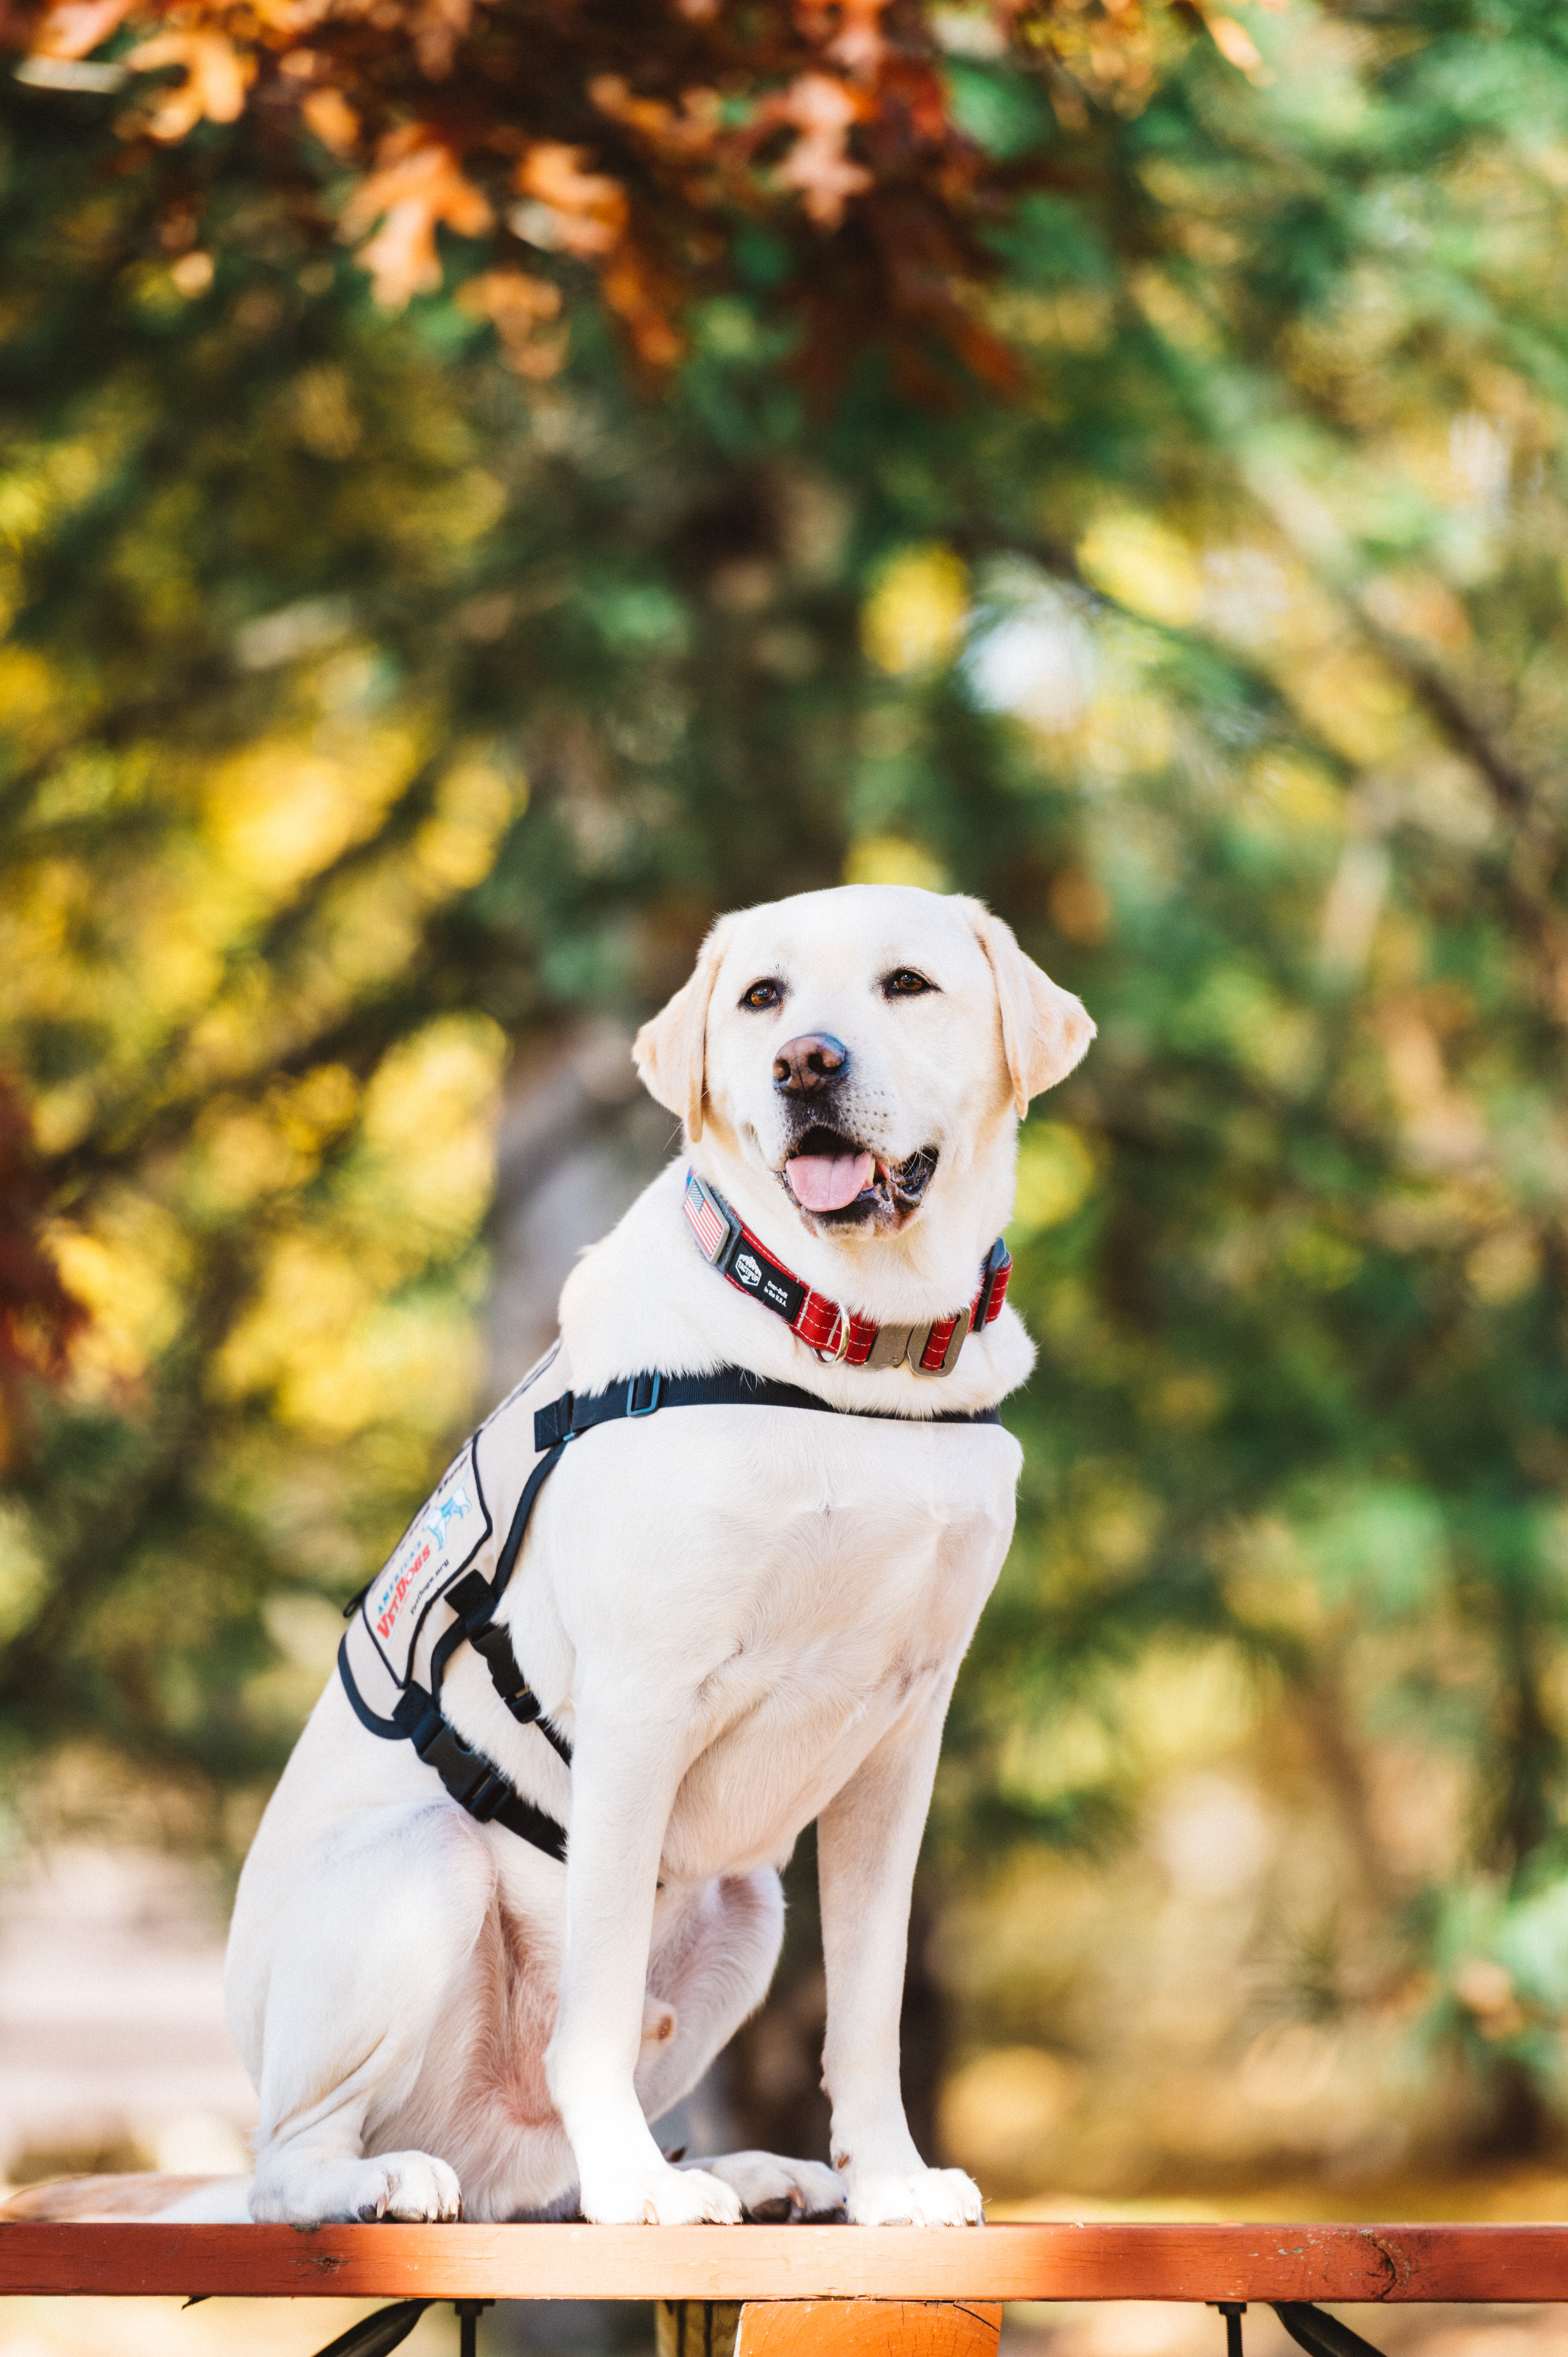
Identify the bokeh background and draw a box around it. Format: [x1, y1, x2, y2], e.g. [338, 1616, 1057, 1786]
[2, 0, 1568, 2351]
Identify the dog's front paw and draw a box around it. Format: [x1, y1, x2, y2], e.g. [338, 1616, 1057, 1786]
[580, 2160, 743, 2226]
[694, 2151, 846, 2222]
[845, 2166, 984, 2227]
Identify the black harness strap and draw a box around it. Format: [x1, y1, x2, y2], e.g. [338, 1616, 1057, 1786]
[335, 1637, 568, 1860]
[532, 1366, 1003, 1449]
[341, 1365, 1003, 1865]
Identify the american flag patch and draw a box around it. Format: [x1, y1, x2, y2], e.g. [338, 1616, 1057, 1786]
[684, 1171, 730, 1263]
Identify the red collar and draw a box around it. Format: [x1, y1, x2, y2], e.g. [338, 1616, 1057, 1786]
[683, 1170, 1010, 1377]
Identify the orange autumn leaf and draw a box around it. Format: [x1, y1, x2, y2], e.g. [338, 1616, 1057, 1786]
[409, 0, 472, 79]
[339, 130, 494, 307]
[600, 244, 684, 368]
[29, 0, 133, 59]
[124, 28, 254, 138]
[7, 0, 1213, 385]
[774, 72, 872, 230]
[512, 142, 627, 259]
[1204, 12, 1266, 72]
[457, 267, 569, 377]
[588, 73, 724, 161]
[301, 84, 359, 154]
[815, 0, 893, 78]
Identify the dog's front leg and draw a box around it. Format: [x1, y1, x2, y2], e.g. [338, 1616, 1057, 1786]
[818, 1696, 984, 2227]
[546, 1705, 743, 2226]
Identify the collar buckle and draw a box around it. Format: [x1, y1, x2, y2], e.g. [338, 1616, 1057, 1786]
[911, 1304, 972, 1377]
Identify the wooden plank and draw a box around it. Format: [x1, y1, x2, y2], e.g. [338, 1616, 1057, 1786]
[3, 2225, 1565, 2300]
[2, 2223, 1568, 2304]
[736, 2299, 1002, 2357]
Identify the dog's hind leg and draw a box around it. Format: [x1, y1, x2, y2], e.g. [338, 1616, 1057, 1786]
[634, 1868, 784, 2126]
[683, 2150, 845, 2220]
[243, 1802, 497, 2225]
[636, 1870, 844, 2219]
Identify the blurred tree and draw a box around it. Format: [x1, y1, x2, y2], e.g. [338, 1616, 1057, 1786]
[4, 0, 1568, 2194]
[9, 0, 1176, 386]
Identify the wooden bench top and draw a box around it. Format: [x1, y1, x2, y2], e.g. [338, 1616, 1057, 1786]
[2, 2221, 1566, 2304]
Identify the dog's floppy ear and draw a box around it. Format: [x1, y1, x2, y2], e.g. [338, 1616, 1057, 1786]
[633, 917, 733, 1141]
[962, 898, 1096, 1114]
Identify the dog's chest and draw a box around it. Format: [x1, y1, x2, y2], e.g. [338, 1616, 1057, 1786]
[688, 1513, 991, 1855]
[539, 1410, 1020, 1881]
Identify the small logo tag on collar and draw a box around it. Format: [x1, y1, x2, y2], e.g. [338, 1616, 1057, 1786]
[684, 1169, 741, 1267]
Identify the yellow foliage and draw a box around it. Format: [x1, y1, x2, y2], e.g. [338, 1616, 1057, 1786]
[861, 544, 969, 674]
[0, 645, 60, 741]
[278, 1062, 361, 1148]
[1148, 1370, 1224, 1429]
[193, 1101, 315, 1212]
[47, 1196, 189, 1390]
[1467, 1227, 1540, 1305]
[842, 834, 950, 891]
[1281, 645, 1412, 766]
[313, 857, 429, 992]
[1078, 511, 1204, 627]
[355, 1013, 507, 1252]
[222, 1238, 483, 1438]
[215, 1018, 503, 1433]
[1282, 1225, 1362, 1290]
[414, 757, 521, 889]
[982, 286, 1114, 354]
[1132, 264, 1222, 354]
[1011, 1121, 1097, 1235]
[1081, 686, 1174, 776]
[998, 1640, 1258, 1811]
[1247, 753, 1344, 835]
[0, 1503, 48, 1649]
[205, 723, 423, 897]
[217, 1237, 374, 1410]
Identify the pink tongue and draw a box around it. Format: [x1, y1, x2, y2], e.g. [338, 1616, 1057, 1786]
[788, 1150, 875, 1212]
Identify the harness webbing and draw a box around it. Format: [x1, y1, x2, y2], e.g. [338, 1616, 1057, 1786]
[338, 1364, 1003, 1864]
[532, 1365, 1003, 1449]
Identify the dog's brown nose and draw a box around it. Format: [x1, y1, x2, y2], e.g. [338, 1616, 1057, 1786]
[773, 1033, 849, 1096]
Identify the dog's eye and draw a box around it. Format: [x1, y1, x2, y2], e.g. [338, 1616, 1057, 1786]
[883, 969, 936, 998]
[741, 978, 783, 1011]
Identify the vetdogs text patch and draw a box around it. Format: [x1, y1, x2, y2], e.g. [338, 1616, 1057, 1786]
[362, 1443, 492, 1685]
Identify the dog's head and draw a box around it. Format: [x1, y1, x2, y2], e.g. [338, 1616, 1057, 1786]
[634, 885, 1093, 1250]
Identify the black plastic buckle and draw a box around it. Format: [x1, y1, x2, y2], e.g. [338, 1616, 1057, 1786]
[422, 1716, 500, 1811]
[394, 1689, 445, 1755]
[463, 1765, 512, 1824]
[626, 1372, 663, 1419]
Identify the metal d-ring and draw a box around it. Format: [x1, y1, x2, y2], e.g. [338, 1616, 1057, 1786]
[815, 1308, 851, 1365]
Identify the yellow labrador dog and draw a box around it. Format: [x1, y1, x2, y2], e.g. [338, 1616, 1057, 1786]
[222, 884, 1092, 2230]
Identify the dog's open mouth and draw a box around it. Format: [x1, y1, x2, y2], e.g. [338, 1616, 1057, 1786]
[782, 1127, 939, 1223]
